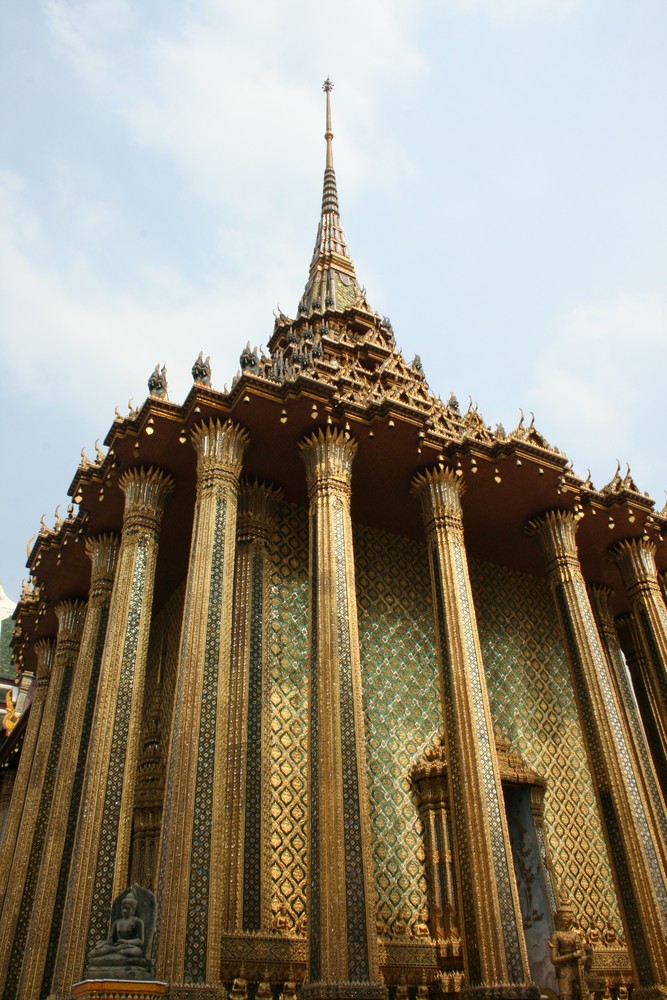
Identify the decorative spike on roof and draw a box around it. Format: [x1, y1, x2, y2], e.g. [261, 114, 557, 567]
[297, 80, 372, 317]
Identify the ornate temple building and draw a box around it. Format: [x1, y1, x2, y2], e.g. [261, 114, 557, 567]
[1, 81, 667, 1000]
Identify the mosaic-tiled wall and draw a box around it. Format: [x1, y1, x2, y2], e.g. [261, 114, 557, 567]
[469, 558, 622, 932]
[267, 502, 310, 927]
[354, 523, 442, 933]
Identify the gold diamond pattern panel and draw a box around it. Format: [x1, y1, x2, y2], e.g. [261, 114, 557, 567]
[268, 502, 310, 927]
[469, 558, 622, 932]
[354, 523, 441, 932]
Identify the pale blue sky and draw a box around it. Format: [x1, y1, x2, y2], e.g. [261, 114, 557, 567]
[1, 0, 666, 600]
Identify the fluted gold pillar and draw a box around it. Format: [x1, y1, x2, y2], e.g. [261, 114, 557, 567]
[617, 610, 667, 800]
[0, 599, 86, 999]
[588, 584, 667, 877]
[0, 638, 53, 907]
[156, 419, 248, 987]
[222, 480, 281, 934]
[299, 427, 382, 1000]
[413, 467, 534, 1000]
[610, 538, 667, 802]
[52, 467, 173, 995]
[16, 535, 119, 1000]
[528, 511, 667, 995]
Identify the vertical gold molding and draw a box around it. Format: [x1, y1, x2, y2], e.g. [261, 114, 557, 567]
[412, 467, 533, 999]
[410, 738, 457, 941]
[223, 480, 281, 934]
[0, 638, 54, 909]
[17, 535, 119, 1000]
[156, 419, 248, 987]
[610, 538, 667, 804]
[528, 511, 667, 995]
[588, 584, 667, 878]
[299, 427, 383, 1000]
[0, 599, 86, 998]
[52, 467, 173, 996]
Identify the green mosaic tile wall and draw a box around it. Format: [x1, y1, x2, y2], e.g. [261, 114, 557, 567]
[267, 501, 310, 927]
[354, 523, 441, 933]
[469, 557, 622, 932]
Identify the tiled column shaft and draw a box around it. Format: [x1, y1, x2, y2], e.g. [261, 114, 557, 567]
[528, 511, 667, 992]
[17, 535, 119, 1000]
[0, 638, 54, 907]
[299, 428, 382, 999]
[617, 611, 667, 800]
[53, 467, 173, 994]
[223, 480, 280, 934]
[0, 600, 86, 998]
[413, 467, 533, 998]
[156, 420, 248, 986]
[611, 538, 667, 802]
[588, 584, 667, 878]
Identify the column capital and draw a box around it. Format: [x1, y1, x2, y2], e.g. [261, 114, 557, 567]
[411, 465, 464, 536]
[192, 418, 250, 491]
[33, 638, 55, 681]
[609, 536, 659, 593]
[54, 600, 87, 642]
[526, 508, 580, 571]
[119, 466, 175, 536]
[85, 534, 120, 603]
[237, 480, 282, 545]
[299, 427, 357, 500]
[587, 584, 616, 636]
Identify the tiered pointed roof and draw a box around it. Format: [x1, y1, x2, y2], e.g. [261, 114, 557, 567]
[297, 79, 371, 316]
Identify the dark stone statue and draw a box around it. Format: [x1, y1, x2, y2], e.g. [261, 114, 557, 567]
[85, 884, 156, 981]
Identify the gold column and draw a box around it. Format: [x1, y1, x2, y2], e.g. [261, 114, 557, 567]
[588, 584, 667, 876]
[0, 599, 86, 999]
[0, 638, 53, 906]
[52, 467, 173, 995]
[17, 535, 119, 1000]
[528, 511, 667, 995]
[222, 480, 281, 933]
[610, 538, 667, 800]
[412, 467, 534, 1000]
[156, 419, 248, 987]
[299, 427, 382, 1000]
[616, 611, 667, 799]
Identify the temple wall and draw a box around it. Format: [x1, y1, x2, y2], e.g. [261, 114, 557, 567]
[159, 500, 623, 941]
[469, 557, 623, 934]
[267, 501, 310, 930]
[354, 522, 440, 934]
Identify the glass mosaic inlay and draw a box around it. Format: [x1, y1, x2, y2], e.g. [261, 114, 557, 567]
[185, 494, 227, 982]
[469, 558, 623, 936]
[88, 538, 148, 953]
[354, 522, 441, 939]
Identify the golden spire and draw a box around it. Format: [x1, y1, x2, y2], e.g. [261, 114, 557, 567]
[297, 79, 371, 317]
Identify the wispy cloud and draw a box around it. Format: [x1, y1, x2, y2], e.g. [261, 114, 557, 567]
[527, 294, 667, 497]
[444, 0, 583, 23]
[45, 0, 426, 207]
